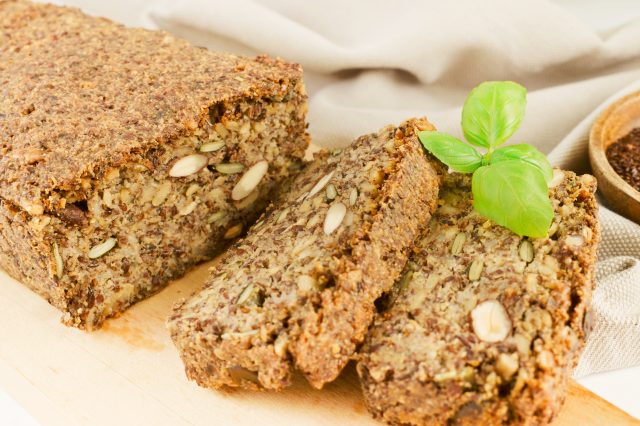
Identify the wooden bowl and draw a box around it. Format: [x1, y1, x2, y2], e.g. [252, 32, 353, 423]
[589, 91, 640, 224]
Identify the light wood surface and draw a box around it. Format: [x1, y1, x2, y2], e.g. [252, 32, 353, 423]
[589, 90, 640, 225]
[0, 262, 638, 426]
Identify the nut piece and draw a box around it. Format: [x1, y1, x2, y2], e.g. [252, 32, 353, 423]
[88, 237, 117, 259]
[200, 141, 225, 152]
[518, 240, 534, 263]
[323, 202, 347, 235]
[297, 274, 316, 292]
[343, 211, 354, 226]
[227, 365, 260, 385]
[152, 181, 172, 206]
[216, 163, 245, 174]
[169, 154, 208, 177]
[104, 168, 120, 181]
[232, 160, 269, 201]
[273, 334, 288, 357]
[23, 147, 45, 164]
[102, 190, 114, 209]
[433, 370, 457, 382]
[471, 300, 512, 343]
[536, 350, 555, 370]
[468, 259, 484, 281]
[224, 223, 243, 239]
[496, 353, 519, 379]
[221, 330, 259, 341]
[451, 232, 467, 255]
[307, 171, 335, 199]
[325, 184, 337, 200]
[120, 188, 131, 205]
[185, 183, 200, 198]
[565, 235, 584, 247]
[549, 169, 565, 188]
[52, 242, 63, 279]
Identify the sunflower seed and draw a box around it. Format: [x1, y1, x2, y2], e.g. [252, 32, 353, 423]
[307, 171, 335, 199]
[215, 163, 245, 174]
[468, 258, 484, 281]
[224, 223, 243, 239]
[451, 232, 467, 255]
[325, 184, 337, 200]
[349, 188, 358, 206]
[518, 240, 534, 262]
[169, 154, 208, 177]
[52, 242, 63, 279]
[200, 141, 225, 152]
[232, 160, 269, 201]
[88, 237, 117, 259]
[323, 202, 347, 235]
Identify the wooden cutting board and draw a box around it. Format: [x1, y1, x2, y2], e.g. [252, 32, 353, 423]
[0, 263, 638, 426]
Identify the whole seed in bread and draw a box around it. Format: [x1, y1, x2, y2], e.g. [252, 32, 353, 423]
[357, 170, 599, 425]
[0, 1, 308, 329]
[167, 119, 445, 390]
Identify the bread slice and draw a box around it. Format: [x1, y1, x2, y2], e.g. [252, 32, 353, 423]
[167, 119, 444, 390]
[357, 171, 599, 425]
[0, 1, 308, 329]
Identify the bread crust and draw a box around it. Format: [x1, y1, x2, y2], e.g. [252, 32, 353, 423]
[0, 0, 303, 215]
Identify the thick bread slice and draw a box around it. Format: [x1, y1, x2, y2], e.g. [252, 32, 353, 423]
[168, 118, 444, 390]
[357, 171, 599, 425]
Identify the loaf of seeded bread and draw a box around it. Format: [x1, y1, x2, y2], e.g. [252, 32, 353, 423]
[167, 119, 445, 390]
[357, 171, 599, 425]
[0, 0, 308, 329]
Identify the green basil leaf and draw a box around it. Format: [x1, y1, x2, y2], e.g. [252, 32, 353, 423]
[461, 81, 527, 149]
[472, 160, 553, 237]
[418, 131, 482, 173]
[490, 144, 553, 183]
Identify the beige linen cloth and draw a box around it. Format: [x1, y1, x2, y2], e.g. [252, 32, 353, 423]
[147, 0, 640, 377]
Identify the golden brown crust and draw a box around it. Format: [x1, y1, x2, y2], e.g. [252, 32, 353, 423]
[0, 0, 302, 215]
[357, 171, 600, 425]
[168, 119, 445, 390]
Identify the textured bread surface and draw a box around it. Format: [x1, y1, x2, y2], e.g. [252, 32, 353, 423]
[357, 171, 600, 425]
[0, 0, 309, 328]
[168, 119, 444, 390]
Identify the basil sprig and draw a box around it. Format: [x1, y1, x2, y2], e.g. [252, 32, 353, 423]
[419, 81, 553, 238]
